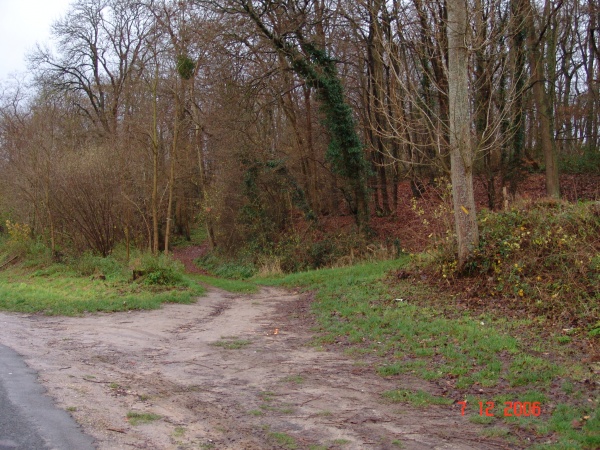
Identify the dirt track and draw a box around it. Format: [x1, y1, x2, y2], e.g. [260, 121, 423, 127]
[0, 287, 508, 449]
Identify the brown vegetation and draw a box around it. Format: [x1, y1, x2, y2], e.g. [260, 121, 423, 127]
[0, 0, 598, 265]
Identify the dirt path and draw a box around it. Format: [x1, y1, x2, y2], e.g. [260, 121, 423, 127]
[0, 287, 508, 449]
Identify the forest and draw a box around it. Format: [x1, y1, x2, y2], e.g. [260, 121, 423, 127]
[0, 1, 599, 448]
[0, 0, 597, 261]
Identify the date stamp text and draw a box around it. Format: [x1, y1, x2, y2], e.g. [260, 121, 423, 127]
[457, 401, 542, 417]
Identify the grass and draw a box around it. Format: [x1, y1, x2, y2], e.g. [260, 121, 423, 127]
[268, 431, 297, 449]
[258, 257, 527, 391]
[254, 257, 600, 449]
[0, 245, 206, 316]
[258, 391, 276, 402]
[199, 443, 216, 450]
[195, 253, 256, 279]
[481, 427, 510, 438]
[211, 337, 252, 349]
[190, 273, 258, 293]
[469, 414, 495, 425]
[279, 374, 304, 384]
[382, 389, 453, 406]
[0, 268, 204, 315]
[172, 426, 185, 437]
[126, 411, 161, 425]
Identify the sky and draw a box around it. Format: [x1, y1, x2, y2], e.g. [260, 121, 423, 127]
[0, 0, 73, 83]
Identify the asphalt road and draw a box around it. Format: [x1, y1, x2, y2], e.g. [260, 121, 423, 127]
[0, 344, 95, 450]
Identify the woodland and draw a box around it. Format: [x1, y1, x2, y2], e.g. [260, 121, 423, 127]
[0, 0, 597, 261]
[1, 1, 599, 447]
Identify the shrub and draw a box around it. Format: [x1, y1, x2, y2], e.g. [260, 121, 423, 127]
[136, 253, 186, 286]
[197, 229, 398, 277]
[195, 253, 256, 279]
[73, 253, 126, 279]
[5, 220, 31, 243]
[0, 222, 53, 267]
[559, 150, 600, 174]
[421, 199, 600, 327]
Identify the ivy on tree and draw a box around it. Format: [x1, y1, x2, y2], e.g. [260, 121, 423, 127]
[240, 1, 371, 232]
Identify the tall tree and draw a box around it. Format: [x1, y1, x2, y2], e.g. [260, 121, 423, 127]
[526, 0, 561, 198]
[229, 0, 371, 232]
[447, 0, 479, 269]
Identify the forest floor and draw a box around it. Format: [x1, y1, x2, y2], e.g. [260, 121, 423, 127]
[324, 173, 600, 252]
[0, 284, 509, 450]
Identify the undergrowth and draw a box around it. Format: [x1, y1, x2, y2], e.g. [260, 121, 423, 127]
[421, 199, 600, 330]
[196, 229, 399, 278]
[0, 236, 205, 315]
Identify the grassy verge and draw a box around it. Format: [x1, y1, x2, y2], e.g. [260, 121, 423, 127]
[0, 243, 206, 315]
[256, 258, 600, 449]
[0, 266, 205, 315]
[190, 273, 258, 294]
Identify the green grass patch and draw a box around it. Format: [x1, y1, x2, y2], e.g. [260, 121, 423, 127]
[126, 411, 161, 426]
[0, 268, 204, 315]
[279, 375, 304, 384]
[507, 355, 561, 387]
[258, 391, 276, 402]
[382, 389, 453, 406]
[469, 414, 495, 425]
[195, 254, 256, 279]
[190, 273, 258, 293]
[211, 338, 251, 349]
[0, 247, 206, 316]
[481, 427, 510, 438]
[268, 432, 297, 449]
[530, 404, 600, 449]
[258, 257, 523, 391]
[172, 426, 186, 437]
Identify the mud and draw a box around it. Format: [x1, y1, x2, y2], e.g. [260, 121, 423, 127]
[0, 287, 508, 449]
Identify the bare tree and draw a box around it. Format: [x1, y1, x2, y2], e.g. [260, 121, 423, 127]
[448, 0, 479, 269]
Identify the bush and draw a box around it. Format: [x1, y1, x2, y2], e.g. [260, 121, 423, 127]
[73, 253, 126, 279]
[195, 253, 256, 279]
[422, 199, 600, 327]
[136, 253, 186, 286]
[197, 229, 398, 277]
[0, 222, 52, 267]
[559, 150, 600, 174]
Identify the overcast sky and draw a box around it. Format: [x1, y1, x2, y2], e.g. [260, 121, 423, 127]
[0, 0, 73, 83]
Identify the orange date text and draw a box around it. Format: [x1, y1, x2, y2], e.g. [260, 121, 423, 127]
[456, 401, 541, 417]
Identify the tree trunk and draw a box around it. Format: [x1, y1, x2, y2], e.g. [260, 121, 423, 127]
[151, 65, 160, 255]
[164, 77, 181, 255]
[507, 0, 527, 196]
[447, 0, 479, 270]
[367, 0, 391, 215]
[526, 0, 560, 198]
